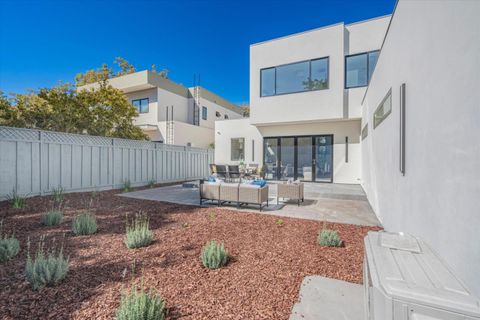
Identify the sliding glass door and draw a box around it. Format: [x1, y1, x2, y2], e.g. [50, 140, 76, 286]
[314, 136, 333, 182]
[280, 137, 295, 180]
[297, 137, 313, 181]
[263, 138, 278, 180]
[263, 135, 333, 182]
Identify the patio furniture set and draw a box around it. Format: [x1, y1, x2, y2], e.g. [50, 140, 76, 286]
[200, 164, 305, 211]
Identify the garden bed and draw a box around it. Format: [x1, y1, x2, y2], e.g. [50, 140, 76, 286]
[0, 188, 380, 319]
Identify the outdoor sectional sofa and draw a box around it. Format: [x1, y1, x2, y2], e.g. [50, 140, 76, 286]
[199, 181, 269, 211]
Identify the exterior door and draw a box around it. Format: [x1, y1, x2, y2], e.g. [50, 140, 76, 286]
[297, 137, 313, 181]
[263, 135, 333, 182]
[279, 137, 295, 180]
[314, 135, 333, 182]
[263, 138, 279, 180]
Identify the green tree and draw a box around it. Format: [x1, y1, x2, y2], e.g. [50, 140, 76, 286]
[114, 57, 136, 76]
[75, 58, 168, 86]
[0, 84, 148, 140]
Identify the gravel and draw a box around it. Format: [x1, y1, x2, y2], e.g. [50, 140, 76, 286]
[0, 188, 380, 319]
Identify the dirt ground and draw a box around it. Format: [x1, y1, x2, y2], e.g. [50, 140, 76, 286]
[0, 187, 379, 319]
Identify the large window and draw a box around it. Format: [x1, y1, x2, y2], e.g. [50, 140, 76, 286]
[374, 89, 392, 128]
[231, 138, 245, 161]
[345, 51, 379, 89]
[260, 57, 329, 97]
[202, 106, 207, 120]
[132, 98, 149, 113]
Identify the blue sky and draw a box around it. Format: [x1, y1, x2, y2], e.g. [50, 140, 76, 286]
[0, 0, 395, 104]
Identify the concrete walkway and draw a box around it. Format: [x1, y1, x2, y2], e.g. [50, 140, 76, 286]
[119, 181, 380, 227]
[289, 276, 364, 320]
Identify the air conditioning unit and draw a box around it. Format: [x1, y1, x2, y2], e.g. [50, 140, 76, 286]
[364, 231, 480, 320]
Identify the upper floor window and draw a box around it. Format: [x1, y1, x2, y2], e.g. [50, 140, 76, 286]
[345, 50, 379, 89]
[215, 111, 221, 117]
[132, 98, 149, 113]
[224, 114, 229, 119]
[260, 57, 329, 97]
[202, 106, 207, 120]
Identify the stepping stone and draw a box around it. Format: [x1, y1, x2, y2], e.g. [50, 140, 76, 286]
[289, 276, 364, 320]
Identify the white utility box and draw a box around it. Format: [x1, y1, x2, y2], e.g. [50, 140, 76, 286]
[364, 231, 480, 320]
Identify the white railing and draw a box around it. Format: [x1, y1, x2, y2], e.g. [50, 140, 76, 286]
[0, 126, 214, 199]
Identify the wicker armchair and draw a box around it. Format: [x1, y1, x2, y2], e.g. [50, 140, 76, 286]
[239, 184, 269, 211]
[200, 182, 221, 205]
[277, 183, 304, 206]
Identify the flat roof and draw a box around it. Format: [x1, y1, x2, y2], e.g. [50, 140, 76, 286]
[250, 14, 392, 47]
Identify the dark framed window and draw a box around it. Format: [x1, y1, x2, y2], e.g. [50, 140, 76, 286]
[202, 106, 207, 120]
[132, 98, 149, 113]
[224, 114, 229, 119]
[231, 138, 245, 161]
[260, 57, 329, 97]
[215, 111, 221, 117]
[345, 50, 379, 89]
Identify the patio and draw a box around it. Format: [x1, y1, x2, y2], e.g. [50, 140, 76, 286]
[119, 181, 380, 227]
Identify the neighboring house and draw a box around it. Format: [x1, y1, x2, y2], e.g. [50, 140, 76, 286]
[215, 15, 390, 184]
[216, 0, 480, 297]
[78, 70, 243, 148]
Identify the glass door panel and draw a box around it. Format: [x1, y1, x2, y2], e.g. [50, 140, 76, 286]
[263, 138, 278, 180]
[280, 137, 295, 180]
[297, 137, 313, 181]
[314, 136, 333, 182]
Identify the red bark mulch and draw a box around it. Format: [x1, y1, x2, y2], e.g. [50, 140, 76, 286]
[0, 188, 380, 319]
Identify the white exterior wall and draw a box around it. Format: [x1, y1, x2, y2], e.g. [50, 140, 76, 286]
[126, 88, 158, 127]
[258, 120, 361, 184]
[156, 87, 189, 123]
[215, 118, 263, 165]
[172, 121, 214, 149]
[250, 23, 345, 125]
[249, 17, 390, 126]
[215, 118, 361, 184]
[191, 98, 243, 130]
[345, 16, 390, 118]
[361, 0, 480, 296]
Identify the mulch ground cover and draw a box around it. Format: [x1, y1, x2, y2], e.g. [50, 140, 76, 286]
[0, 186, 380, 319]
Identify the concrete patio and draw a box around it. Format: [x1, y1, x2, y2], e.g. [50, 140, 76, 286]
[120, 181, 380, 227]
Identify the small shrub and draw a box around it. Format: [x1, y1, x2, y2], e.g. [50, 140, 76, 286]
[123, 180, 132, 193]
[275, 219, 284, 226]
[318, 229, 343, 247]
[208, 212, 216, 220]
[125, 213, 153, 249]
[42, 210, 64, 226]
[52, 186, 64, 207]
[116, 282, 166, 320]
[0, 221, 20, 263]
[200, 240, 228, 269]
[148, 179, 156, 188]
[72, 211, 97, 235]
[25, 237, 69, 290]
[8, 189, 26, 209]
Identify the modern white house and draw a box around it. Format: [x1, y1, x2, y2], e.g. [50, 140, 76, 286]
[79, 70, 243, 148]
[215, 0, 480, 298]
[215, 15, 390, 184]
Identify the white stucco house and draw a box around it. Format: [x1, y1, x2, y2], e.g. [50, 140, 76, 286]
[79, 70, 243, 148]
[215, 15, 390, 184]
[215, 0, 480, 297]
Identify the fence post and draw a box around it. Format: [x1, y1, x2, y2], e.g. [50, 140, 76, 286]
[111, 138, 115, 190]
[39, 130, 43, 195]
